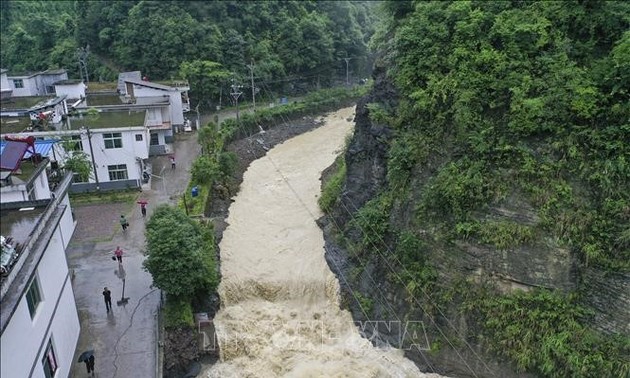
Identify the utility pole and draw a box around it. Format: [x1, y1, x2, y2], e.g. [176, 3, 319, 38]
[83, 127, 100, 190]
[344, 58, 350, 86]
[230, 81, 243, 126]
[116, 263, 129, 306]
[247, 60, 256, 112]
[77, 45, 90, 84]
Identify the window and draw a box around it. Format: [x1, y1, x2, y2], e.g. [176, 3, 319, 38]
[135, 134, 143, 141]
[42, 338, 58, 378]
[13, 79, 24, 88]
[71, 135, 83, 151]
[26, 276, 42, 318]
[46, 85, 55, 94]
[103, 132, 123, 149]
[150, 133, 159, 146]
[108, 164, 128, 181]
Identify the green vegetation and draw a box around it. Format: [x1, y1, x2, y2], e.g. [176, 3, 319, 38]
[163, 295, 194, 329]
[69, 189, 139, 205]
[144, 205, 218, 298]
[380, 1, 630, 270]
[464, 289, 630, 377]
[66, 110, 146, 129]
[319, 156, 346, 214]
[1, 1, 377, 108]
[219, 86, 369, 143]
[348, 192, 392, 252]
[352, 291, 374, 317]
[327, 1, 630, 376]
[179, 184, 209, 217]
[456, 220, 534, 251]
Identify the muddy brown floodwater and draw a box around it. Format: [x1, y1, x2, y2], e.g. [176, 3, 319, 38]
[204, 107, 444, 378]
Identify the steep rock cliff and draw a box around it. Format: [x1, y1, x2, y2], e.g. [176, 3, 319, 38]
[320, 64, 630, 377]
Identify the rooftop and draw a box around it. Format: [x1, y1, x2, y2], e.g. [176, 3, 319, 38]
[7, 68, 67, 78]
[62, 110, 146, 129]
[54, 79, 84, 86]
[82, 93, 169, 107]
[1, 96, 55, 111]
[0, 117, 31, 134]
[87, 82, 118, 92]
[0, 207, 46, 252]
[125, 79, 190, 91]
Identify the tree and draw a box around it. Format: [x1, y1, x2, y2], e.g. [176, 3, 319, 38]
[143, 205, 218, 298]
[179, 60, 231, 110]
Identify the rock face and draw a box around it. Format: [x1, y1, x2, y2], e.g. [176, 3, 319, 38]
[320, 65, 630, 377]
[581, 268, 630, 335]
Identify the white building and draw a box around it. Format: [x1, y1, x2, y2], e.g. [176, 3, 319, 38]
[6, 69, 68, 98]
[0, 69, 11, 99]
[1, 111, 154, 192]
[121, 78, 190, 131]
[54, 80, 87, 103]
[1, 69, 189, 192]
[58, 123, 151, 192]
[0, 147, 79, 378]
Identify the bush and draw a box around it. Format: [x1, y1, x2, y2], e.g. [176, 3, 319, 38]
[464, 289, 630, 377]
[319, 156, 346, 213]
[163, 296, 194, 328]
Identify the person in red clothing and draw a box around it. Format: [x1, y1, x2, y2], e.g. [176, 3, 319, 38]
[114, 246, 123, 263]
[137, 200, 148, 217]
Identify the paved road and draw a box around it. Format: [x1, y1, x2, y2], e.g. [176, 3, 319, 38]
[67, 133, 199, 378]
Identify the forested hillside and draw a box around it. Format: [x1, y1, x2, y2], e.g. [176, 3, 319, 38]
[1, 0, 376, 100]
[323, 1, 630, 377]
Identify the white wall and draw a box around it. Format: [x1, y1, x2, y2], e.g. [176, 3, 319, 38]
[10, 76, 38, 97]
[167, 91, 185, 126]
[0, 167, 53, 204]
[82, 128, 149, 184]
[38, 73, 68, 95]
[55, 83, 86, 100]
[32, 169, 52, 200]
[0, 184, 29, 202]
[145, 107, 165, 127]
[58, 194, 77, 249]
[0, 72, 10, 91]
[132, 85, 185, 126]
[0, 214, 79, 378]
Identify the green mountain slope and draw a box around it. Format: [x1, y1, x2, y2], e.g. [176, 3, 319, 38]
[323, 1, 630, 376]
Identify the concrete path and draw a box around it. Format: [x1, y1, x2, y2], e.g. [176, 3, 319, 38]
[67, 132, 200, 378]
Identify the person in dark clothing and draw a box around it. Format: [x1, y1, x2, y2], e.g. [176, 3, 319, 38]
[170, 156, 176, 169]
[85, 354, 95, 375]
[103, 287, 112, 313]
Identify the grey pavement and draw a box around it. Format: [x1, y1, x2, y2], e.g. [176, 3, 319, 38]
[67, 132, 200, 378]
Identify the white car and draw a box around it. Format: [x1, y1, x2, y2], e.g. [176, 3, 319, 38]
[183, 119, 192, 132]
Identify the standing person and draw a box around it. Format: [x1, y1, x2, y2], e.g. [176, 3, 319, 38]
[102, 287, 112, 313]
[120, 215, 128, 231]
[137, 200, 148, 217]
[170, 156, 176, 170]
[83, 353, 95, 376]
[114, 246, 123, 263]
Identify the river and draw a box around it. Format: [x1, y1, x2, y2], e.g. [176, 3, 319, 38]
[204, 107, 442, 377]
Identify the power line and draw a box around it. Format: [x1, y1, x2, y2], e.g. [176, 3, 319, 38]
[253, 81, 476, 375]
